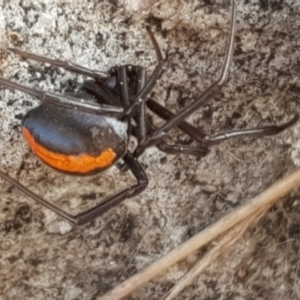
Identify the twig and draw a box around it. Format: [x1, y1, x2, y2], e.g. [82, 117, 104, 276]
[164, 207, 269, 300]
[98, 167, 300, 300]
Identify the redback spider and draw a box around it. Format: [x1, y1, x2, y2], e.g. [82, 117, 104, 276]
[0, 0, 298, 225]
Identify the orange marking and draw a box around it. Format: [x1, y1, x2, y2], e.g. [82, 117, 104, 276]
[22, 127, 116, 173]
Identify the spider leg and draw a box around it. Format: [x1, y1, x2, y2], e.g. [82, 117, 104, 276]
[8, 48, 108, 82]
[0, 152, 148, 225]
[204, 114, 299, 145]
[134, 67, 148, 144]
[146, 98, 206, 143]
[6, 48, 123, 113]
[83, 80, 121, 106]
[73, 153, 148, 225]
[156, 143, 207, 157]
[0, 76, 123, 116]
[116, 66, 132, 109]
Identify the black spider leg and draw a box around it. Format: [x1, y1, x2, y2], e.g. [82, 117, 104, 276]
[134, 67, 147, 144]
[204, 115, 299, 145]
[8, 48, 108, 81]
[0, 153, 147, 225]
[0, 76, 123, 117]
[146, 99, 206, 143]
[146, 98, 299, 146]
[83, 79, 121, 106]
[7, 48, 121, 108]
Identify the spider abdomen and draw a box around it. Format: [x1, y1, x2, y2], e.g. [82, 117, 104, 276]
[22, 103, 128, 175]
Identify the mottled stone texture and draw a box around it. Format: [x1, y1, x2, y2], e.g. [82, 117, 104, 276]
[1, 1, 300, 299]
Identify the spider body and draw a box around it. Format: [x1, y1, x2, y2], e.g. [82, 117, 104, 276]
[22, 103, 128, 174]
[0, 0, 297, 225]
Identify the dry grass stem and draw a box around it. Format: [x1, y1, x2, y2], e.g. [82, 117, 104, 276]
[164, 207, 270, 300]
[98, 167, 300, 300]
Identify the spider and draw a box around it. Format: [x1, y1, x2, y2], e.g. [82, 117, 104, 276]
[0, 0, 297, 225]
